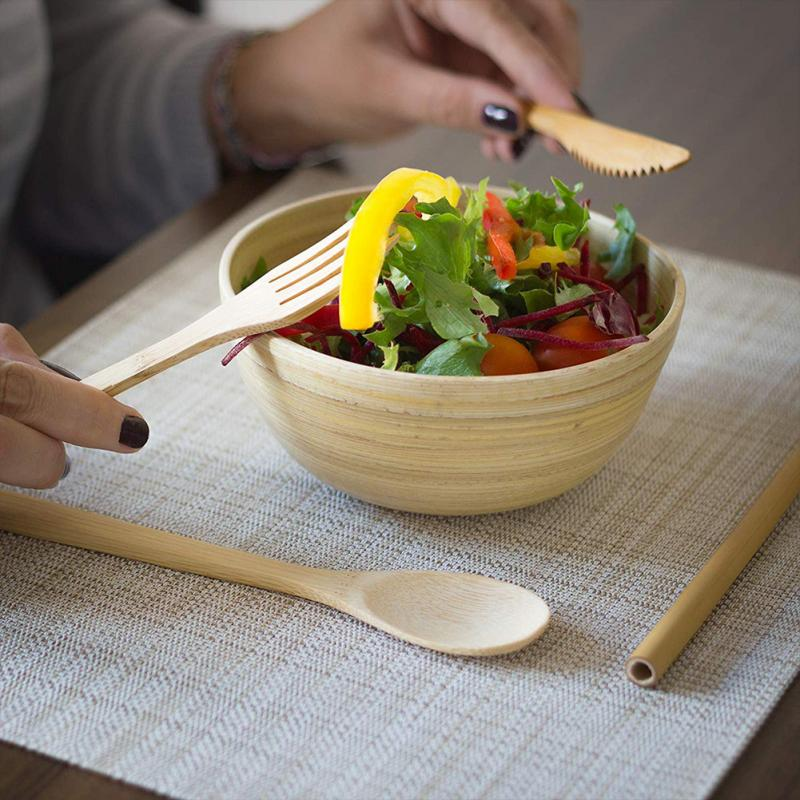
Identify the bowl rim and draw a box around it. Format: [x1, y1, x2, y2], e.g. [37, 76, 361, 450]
[219, 184, 686, 385]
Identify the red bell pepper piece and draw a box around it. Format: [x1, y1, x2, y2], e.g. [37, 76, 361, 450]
[482, 191, 521, 241]
[276, 303, 341, 336]
[487, 229, 518, 280]
[402, 198, 423, 218]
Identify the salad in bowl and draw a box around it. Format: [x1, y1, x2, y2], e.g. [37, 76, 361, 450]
[227, 169, 662, 378]
[218, 169, 684, 515]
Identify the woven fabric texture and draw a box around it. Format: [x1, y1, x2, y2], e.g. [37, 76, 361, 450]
[1, 179, 799, 800]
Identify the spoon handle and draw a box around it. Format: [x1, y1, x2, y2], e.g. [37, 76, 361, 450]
[0, 491, 348, 604]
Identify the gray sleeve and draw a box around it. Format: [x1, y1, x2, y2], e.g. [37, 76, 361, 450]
[19, 0, 238, 259]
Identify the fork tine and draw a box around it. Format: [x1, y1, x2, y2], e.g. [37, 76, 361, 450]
[263, 219, 352, 283]
[267, 241, 346, 292]
[268, 226, 401, 293]
[278, 270, 343, 320]
[277, 256, 343, 304]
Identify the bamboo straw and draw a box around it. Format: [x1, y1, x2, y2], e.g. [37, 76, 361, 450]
[626, 442, 800, 687]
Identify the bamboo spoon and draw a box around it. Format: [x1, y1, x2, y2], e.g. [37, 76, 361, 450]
[0, 491, 550, 656]
[527, 104, 691, 177]
[82, 219, 355, 396]
[626, 442, 800, 687]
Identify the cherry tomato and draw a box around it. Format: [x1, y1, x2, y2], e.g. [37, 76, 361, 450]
[481, 333, 539, 376]
[482, 191, 521, 241]
[533, 315, 615, 370]
[487, 230, 518, 280]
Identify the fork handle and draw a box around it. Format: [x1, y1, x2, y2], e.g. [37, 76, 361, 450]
[82, 302, 255, 396]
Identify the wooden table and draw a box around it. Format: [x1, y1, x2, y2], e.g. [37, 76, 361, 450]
[4, 0, 799, 797]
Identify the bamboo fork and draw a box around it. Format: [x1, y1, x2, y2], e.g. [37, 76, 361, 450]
[0, 491, 550, 657]
[527, 104, 691, 177]
[626, 442, 800, 687]
[83, 219, 354, 396]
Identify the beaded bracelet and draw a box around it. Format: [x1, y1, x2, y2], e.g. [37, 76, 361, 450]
[207, 33, 301, 173]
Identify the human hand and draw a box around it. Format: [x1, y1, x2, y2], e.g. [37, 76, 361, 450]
[0, 325, 149, 489]
[229, 0, 581, 163]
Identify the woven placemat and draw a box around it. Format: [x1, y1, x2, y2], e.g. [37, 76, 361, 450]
[2, 172, 799, 800]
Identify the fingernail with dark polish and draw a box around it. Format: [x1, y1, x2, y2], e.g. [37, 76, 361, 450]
[482, 103, 519, 132]
[512, 130, 535, 160]
[119, 415, 149, 449]
[60, 455, 71, 482]
[571, 92, 594, 118]
[41, 360, 80, 381]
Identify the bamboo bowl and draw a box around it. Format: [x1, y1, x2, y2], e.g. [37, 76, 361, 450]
[219, 187, 685, 516]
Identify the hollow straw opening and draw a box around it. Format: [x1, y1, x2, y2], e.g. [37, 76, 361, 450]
[626, 657, 657, 687]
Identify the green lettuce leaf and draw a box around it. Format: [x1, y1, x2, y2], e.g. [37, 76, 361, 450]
[554, 280, 595, 320]
[392, 208, 487, 339]
[471, 261, 550, 297]
[599, 204, 637, 281]
[555, 280, 595, 305]
[241, 256, 267, 291]
[504, 177, 589, 250]
[513, 233, 534, 262]
[550, 178, 589, 250]
[470, 258, 511, 295]
[416, 334, 490, 376]
[416, 271, 487, 339]
[521, 288, 554, 314]
[364, 314, 407, 347]
[373, 263, 427, 327]
[395, 210, 474, 283]
[379, 343, 400, 371]
[505, 273, 551, 295]
[414, 197, 460, 216]
[472, 288, 500, 317]
[505, 181, 555, 229]
[463, 177, 489, 226]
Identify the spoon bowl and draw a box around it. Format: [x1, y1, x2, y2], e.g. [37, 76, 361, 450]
[350, 571, 550, 656]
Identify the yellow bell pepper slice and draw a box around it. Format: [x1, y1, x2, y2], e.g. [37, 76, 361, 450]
[339, 168, 461, 330]
[517, 245, 580, 270]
